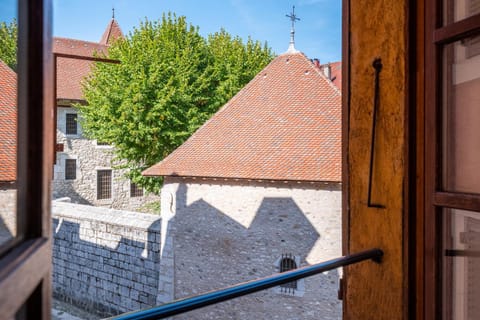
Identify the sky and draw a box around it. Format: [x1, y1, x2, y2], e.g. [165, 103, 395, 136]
[0, 0, 341, 62]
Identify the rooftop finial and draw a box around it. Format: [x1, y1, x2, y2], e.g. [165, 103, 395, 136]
[112, 7, 115, 19]
[285, 6, 300, 53]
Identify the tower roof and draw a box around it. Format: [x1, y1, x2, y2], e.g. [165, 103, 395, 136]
[144, 52, 342, 182]
[99, 18, 124, 45]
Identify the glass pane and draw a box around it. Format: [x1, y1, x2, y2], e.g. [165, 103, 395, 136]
[444, 0, 480, 25]
[443, 209, 480, 320]
[0, 0, 18, 254]
[442, 37, 480, 193]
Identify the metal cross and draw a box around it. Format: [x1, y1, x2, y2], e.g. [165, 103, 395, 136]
[286, 6, 300, 31]
[112, 7, 115, 19]
[285, 6, 300, 52]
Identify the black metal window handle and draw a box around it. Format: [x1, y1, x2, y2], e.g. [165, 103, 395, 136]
[367, 58, 385, 208]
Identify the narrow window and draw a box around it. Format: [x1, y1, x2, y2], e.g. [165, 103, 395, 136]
[65, 113, 77, 135]
[130, 182, 143, 197]
[64, 159, 76, 180]
[97, 170, 112, 199]
[279, 253, 297, 292]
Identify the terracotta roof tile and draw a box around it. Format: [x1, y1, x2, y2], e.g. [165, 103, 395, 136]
[144, 52, 342, 182]
[0, 60, 17, 182]
[99, 19, 124, 45]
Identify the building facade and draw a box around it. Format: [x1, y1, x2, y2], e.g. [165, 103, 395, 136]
[51, 20, 156, 211]
[145, 50, 343, 319]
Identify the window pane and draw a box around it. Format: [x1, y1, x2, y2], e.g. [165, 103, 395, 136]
[0, 2, 18, 254]
[444, 0, 480, 25]
[442, 38, 480, 193]
[64, 159, 76, 180]
[443, 208, 480, 320]
[97, 170, 111, 199]
[65, 113, 77, 135]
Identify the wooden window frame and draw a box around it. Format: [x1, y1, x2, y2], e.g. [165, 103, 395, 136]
[422, 1, 480, 318]
[0, 0, 53, 318]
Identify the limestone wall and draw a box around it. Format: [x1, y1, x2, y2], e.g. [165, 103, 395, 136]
[161, 177, 342, 320]
[52, 200, 168, 317]
[0, 187, 15, 243]
[53, 106, 157, 211]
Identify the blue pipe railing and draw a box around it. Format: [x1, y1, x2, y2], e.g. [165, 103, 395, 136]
[108, 248, 383, 320]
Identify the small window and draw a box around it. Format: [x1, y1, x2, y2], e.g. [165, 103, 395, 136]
[279, 254, 298, 292]
[97, 170, 112, 200]
[130, 182, 143, 197]
[65, 159, 76, 180]
[65, 113, 78, 135]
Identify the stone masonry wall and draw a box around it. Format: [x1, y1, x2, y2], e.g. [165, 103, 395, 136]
[52, 200, 170, 317]
[0, 186, 15, 243]
[53, 106, 157, 211]
[161, 177, 342, 320]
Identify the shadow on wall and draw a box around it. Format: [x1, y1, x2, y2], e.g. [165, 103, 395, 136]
[52, 183, 93, 206]
[170, 183, 341, 320]
[52, 217, 160, 317]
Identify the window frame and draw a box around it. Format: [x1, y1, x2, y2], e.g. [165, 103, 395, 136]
[130, 181, 144, 198]
[97, 169, 113, 200]
[0, 0, 53, 318]
[65, 112, 78, 135]
[64, 158, 76, 180]
[423, 1, 480, 318]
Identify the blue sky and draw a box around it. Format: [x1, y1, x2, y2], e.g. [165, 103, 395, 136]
[1, 0, 341, 62]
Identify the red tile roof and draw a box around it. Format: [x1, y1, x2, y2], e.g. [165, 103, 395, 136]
[0, 60, 17, 182]
[143, 52, 342, 182]
[54, 19, 123, 101]
[100, 19, 124, 45]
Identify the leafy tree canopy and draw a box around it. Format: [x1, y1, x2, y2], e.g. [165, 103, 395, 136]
[80, 13, 274, 193]
[0, 19, 17, 71]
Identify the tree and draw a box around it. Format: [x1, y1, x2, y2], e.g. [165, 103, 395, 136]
[80, 13, 273, 193]
[0, 19, 17, 71]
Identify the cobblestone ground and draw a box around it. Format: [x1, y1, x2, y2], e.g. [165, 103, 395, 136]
[52, 300, 98, 320]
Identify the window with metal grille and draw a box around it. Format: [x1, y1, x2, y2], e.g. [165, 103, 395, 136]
[97, 170, 112, 200]
[65, 113, 78, 135]
[64, 159, 76, 180]
[130, 182, 143, 197]
[279, 253, 297, 293]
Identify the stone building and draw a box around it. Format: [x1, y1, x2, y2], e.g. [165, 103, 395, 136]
[0, 60, 17, 243]
[144, 46, 342, 319]
[52, 19, 156, 210]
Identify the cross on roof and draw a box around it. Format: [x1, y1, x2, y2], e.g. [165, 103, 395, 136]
[112, 7, 115, 19]
[286, 6, 300, 53]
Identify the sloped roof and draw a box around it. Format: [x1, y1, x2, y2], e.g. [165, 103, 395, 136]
[54, 19, 123, 101]
[100, 19, 124, 45]
[0, 60, 17, 182]
[143, 52, 342, 182]
[53, 38, 108, 101]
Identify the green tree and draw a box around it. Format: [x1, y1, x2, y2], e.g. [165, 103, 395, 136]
[0, 19, 17, 71]
[80, 13, 273, 193]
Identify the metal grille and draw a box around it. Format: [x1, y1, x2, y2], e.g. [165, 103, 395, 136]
[64, 159, 76, 180]
[97, 170, 112, 200]
[279, 253, 297, 294]
[130, 182, 143, 197]
[65, 113, 78, 135]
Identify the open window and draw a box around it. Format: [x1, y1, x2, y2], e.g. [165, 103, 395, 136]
[0, 0, 53, 318]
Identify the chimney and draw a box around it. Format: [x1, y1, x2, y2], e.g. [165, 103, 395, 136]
[323, 63, 331, 80]
[313, 58, 320, 69]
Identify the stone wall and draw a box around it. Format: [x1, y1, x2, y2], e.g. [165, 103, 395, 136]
[53, 106, 157, 211]
[161, 177, 342, 320]
[0, 186, 15, 243]
[52, 200, 168, 317]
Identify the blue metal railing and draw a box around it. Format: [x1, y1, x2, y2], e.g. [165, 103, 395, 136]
[109, 248, 383, 320]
